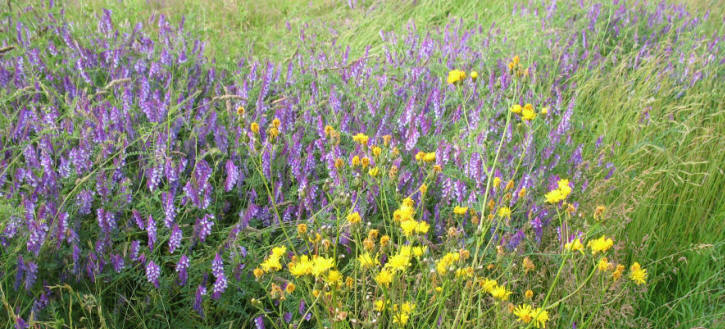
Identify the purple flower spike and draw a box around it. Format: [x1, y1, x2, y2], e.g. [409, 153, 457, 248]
[145, 260, 161, 288]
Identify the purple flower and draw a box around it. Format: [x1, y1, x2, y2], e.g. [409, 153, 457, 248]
[196, 214, 215, 242]
[146, 260, 161, 288]
[176, 254, 190, 286]
[169, 224, 182, 253]
[162, 191, 176, 228]
[211, 253, 227, 299]
[111, 253, 125, 273]
[194, 283, 207, 317]
[254, 316, 265, 329]
[224, 160, 240, 192]
[146, 215, 157, 250]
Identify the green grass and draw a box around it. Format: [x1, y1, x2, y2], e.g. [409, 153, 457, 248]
[5, 0, 725, 327]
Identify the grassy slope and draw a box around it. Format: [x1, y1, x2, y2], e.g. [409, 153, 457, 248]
[17, 0, 725, 327]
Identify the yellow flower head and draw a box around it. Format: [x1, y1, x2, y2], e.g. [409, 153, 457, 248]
[540, 107, 548, 115]
[400, 219, 418, 237]
[447, 69, 466, 84]
[374, 299, 387, 312]
[510, 104, 523, 114]
[353, 133, 369, 146]
[416, 221, 430, 234]
[327, 270, 343, 286]
[533, 307, 549, 328]
[368, 166, 379, 177]
[522, 104, 537, 121]
[481, 278, 498, 293]
[253, 267, 264, 279]
[419, 183, 428, 195]
[351, 155, 360, 167]
[453, 206, 469, 216]
[236, 106, 245, 116]
[564, 238, 584, 254]
[493, 177, 502, 188]
[250, 122, 260, 134]
[436, 252, 461, 275]
[629, 262, 647, 285]
[514, 304, 534, 324]
[470, 71, 479, 80]
[311, 256, 335, 276]
[386, 252, 411, 272]
[588, 235, 614, 255]
[498, 207, 512, 219]
[347, 211, 362, 225]
[324, 125, 335, 137]
[296, 223, 308, 235]
[372, 146, 382, 157]
[490, 285, 512, 301]
[358, 252, 379, 268]
[612, 264, 625, 281]
[525, 289, 534, 299]
[288, 255, 313, 277]
[597, 257, 611, 272]
[271, 118, 281, 129]
[412, 246, 427, 257]
[285, 282, 296, 294]
[423, 152, 436, 162]
[375, 269, 393, 287]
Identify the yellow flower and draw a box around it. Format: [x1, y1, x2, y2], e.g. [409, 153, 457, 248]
[347, 212, 362, 225]
[327, 270, 343, 286]
[334, 157, 344, 169]
[497, 207, 512, 219]
[250, 122, 260, 134]
[453, 206, 469, 216]
[353, 133, 369, 145]
[260, 256, 282, 272]
[236, 106, 245, 116]
[522, 104, 537, 121]
[594, 205, 606, 220]
[523, 257, 536, 273]
[597, 257, 611, 272]
[545, 189, 564, 204]
[510, 104, 523, 114]
[358, 252, 379, 268]
[423, 152, 436, 162]
[564, 238, 584, 254]
[470, 71, 479, 80]
[505, 180, 514, 191]
[271, 246, 287, 258]
[380, 235, 390, 247]
[383, 135, 392, 146]
[374, 299, 387, 312]
[514, 304, 534, 324]
[375, 269, 393, 287]
[324, 125, 335, 137]
[416, 221, 430, 234]
[361, 157, 370, 168]
[629, 262, 647, 285]
[271, 118, 281, 128]
[588, 235, 614, 255]
[525, 289, 534, 299]
[311, 256, 335, 276]
[612, 264, 625, 281]
[490, 285, 512, 300]
[436, 252, 461, 275]
[368, 166, 379, 177]
[415, 151, 425, 161]
[288, 255, 313, 277]
[401, 302, 416, 313]
[351, 155, 360, 167]
[253, 267, 264, 279]
[447, 69, 466, 84]
[412, 246, 427, 257]
[493, 177, 502, 188]
[533, 307, 549, 328]
[372, 146, 382, 157]
[480, 278, 497, 292]
[419, 183, 428, 195]
[400, 219, 417, 237]
[386, 252, 411, 272]
[393, 312, 410, 325]
[518, 187, 527, 199]
[285, 282, 296, 294]
[540, 107, 548, 115]
[557, 179, 572, 196]
[296, 223, 307, 235]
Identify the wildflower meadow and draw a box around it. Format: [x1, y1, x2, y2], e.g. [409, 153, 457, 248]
[0, 0, 723, 328]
